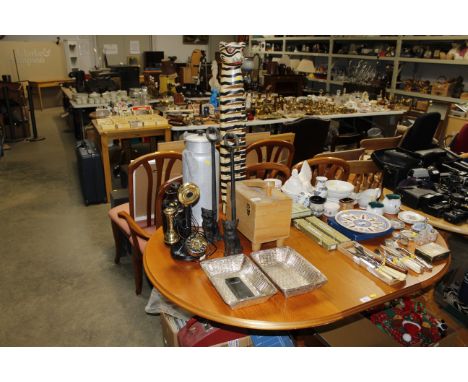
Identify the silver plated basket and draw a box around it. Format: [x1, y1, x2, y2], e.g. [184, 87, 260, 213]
[250, 246, 328, 297]
[200, 254, 278, 309]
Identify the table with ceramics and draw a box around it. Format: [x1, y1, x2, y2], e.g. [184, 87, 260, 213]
[144, 219, 450, 330]
[91, 115, 171, 202]
[170, 110, 405, 133]
[382, 189, 468, 236]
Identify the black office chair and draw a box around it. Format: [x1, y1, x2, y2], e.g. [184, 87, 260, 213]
[283, 117, 330, 164]
[399, 112, 441, 151]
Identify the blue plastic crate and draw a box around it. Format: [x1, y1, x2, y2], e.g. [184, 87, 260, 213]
[251, 335, 295, 347]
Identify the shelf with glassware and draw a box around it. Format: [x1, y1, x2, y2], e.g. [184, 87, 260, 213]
[387, 89, 466, 104]
[247, 35, 468, 102]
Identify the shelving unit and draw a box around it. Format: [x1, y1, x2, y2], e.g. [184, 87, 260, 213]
[247, 35, 468, 104]
[64, 40, 79, 73]
[391, 89, 465, 104]
[63, 38, 94, 74]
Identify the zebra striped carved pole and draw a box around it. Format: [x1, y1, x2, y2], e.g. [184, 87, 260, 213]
[218, 41, 247, 212]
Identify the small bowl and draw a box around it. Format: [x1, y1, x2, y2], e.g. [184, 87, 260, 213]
[339, 197, 356, 210]
[326, 180, 354, 201]
[411, 222, 427, 232]
[390, 219, 405, 230]
[324, 201, 340, 217]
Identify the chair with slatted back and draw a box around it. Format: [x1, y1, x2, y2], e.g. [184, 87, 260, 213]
[360, 135, 403, 153]
[108, 151, 182, 294]
[246, 162, 291, 183]
[292, 157, 350, 185]
[314, 148, 365, 161]
[283, 117, 330, 164]
[118, 175, 183, 295]
[246, 139, 295, 168]
[347, 160, 383, 193]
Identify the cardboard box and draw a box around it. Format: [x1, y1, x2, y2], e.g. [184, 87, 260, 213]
[212, 336, 253, 347]
[160, 313, 188, 347]
[436, 329, 468, 347]
[314, 315, 400, 347]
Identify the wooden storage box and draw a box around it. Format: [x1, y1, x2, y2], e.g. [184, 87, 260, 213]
[226, 179, 292, 251]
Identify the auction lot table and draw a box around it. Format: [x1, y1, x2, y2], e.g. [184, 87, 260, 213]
[144, 224, 450, 331]
[92, 116, 171, 202]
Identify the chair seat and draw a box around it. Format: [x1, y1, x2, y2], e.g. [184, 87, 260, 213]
[109, 202, 159, 240]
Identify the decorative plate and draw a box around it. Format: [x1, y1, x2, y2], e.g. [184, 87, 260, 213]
[335, 210, 392, 234]
[398, 211, 426, 224]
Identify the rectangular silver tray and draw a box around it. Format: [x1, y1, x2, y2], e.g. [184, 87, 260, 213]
[200, 254, 278, 309]
[250, 246, 328, 298]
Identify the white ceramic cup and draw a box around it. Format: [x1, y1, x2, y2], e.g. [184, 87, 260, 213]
[367, 201, 384, 215]
[264, 178, 282, 189]
[324, 201, 340, 217]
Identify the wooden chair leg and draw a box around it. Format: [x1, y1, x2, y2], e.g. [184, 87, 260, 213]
[111, 220, 123, 264]
[131, 245, 143, 295]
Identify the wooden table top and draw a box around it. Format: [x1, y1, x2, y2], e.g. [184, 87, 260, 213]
[383, 189, 468, 236]
[29, 79, 73, 86]
[91, 117, 170, 137]
[170, 110, 405, 132]
[144, 224, 450, 330]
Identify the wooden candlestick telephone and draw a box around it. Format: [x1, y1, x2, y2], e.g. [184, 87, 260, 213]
[163, 182, 209, 261]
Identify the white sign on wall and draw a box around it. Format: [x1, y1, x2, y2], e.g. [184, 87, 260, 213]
[129, 40, 140, 54]
[103, 44, 118, 55]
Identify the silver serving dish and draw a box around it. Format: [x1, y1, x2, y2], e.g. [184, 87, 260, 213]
[250, 246, 328, 297]
[200, 254, 278, 309]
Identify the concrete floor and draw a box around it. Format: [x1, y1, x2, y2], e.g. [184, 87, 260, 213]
[0, 107, 163, 346]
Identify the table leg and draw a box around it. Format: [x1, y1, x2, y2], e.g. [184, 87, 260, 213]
[38, 85, 44, 111]
[100, 135, 111, 203]
[149, 137, 157, 152]
[164, 128, 171, 142]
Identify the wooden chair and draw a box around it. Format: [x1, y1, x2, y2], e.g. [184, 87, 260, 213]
[347, 160, 383, 193]
[283, 117, 330, 164]
[292, 157, 350, 185]
[314, 148, 365, 161]
[246, 162, 291, 182]
[118, 175, 183, 295]
[246, 139, 295, 168]
[330, 131, 364, 152]
[360, 135, 402, 152]
[399, 112, 441, 151]
[108, 151, 182, 294]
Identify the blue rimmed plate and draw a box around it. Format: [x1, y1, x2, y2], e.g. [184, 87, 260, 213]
[335, 209, 392, 234]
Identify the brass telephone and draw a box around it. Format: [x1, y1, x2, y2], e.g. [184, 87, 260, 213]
[164, 182, 209, 261]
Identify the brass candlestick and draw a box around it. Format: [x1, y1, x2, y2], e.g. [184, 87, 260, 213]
[163, 205, 180, 245]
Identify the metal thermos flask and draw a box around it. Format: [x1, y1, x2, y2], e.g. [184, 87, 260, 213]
[182, 131, 220, 225]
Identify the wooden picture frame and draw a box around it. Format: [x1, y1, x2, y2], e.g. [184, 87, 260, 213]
[183, 36, 209, 45]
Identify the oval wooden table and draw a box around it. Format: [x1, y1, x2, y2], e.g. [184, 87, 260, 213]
[144, 225, 450, 331]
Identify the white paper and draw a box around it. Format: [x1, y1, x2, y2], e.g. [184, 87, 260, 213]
[103, 44, 118, 55]
[129, 40, 140, 54]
